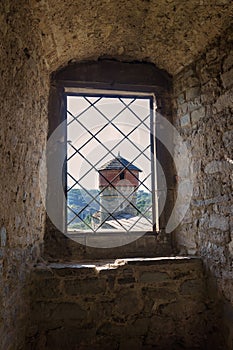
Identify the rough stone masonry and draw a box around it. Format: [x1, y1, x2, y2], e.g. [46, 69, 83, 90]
[26, 257, 225, 350]
[0, 1, 232, 349]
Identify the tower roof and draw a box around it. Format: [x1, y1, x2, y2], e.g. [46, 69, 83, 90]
[98, 155, 142, 172]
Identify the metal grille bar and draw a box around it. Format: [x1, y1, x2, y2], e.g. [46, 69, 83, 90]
[66, 94, 155, 232]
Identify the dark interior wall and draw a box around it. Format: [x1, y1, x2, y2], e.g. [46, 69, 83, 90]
[173, 26, 233, 348]
[0, 3, 48, 348]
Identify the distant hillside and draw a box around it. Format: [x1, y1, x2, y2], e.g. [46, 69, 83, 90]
[67, 188, 99, 229]
[67, 188, 152, 230]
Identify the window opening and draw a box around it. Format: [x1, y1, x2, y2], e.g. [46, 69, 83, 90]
[66, 92, 156, 233]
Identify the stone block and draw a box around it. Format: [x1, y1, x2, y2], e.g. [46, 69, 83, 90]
[50, 302, 87, 321]
[223, 130, 233, 148]
[229, 241, 233, 256]
[178, 102, 188, 116]
[161, 299, 206, 319]
[46, 326, 96, 349]
[187, 97, 202, 112]
[204, 160, 227, 174]
[209, 230, 231, 245]
[115, 290, 142, 315]
[186, 75, 200, 88]
[180, 114, 191, 127]
[97, 322, 125, 337]
[191, 106, 205, 124]
[147, 315, 175, 336]
[183, 68, 195, 80]
[209, 214, 229, 231]
[90, 337, 119, 350]
[193, 194, 229, 208]
[128, 318, 150, 336]
[223, 50, 233, 71]
[31, 267, 54, 278]
[0, 227, 7, 247]
[51, 265, 97, 278]
[205, 177, 222, 198]
[180, 279, 204, 296]
[213, 89, 233, 112]
[206, 48, 218, 63]
[119, 337, 142, 350]
[139, 271, 169, 283]
[177, 92, 185, 104]
[142, 287, 177, 301]
[221, 68, 233, 89]
[64, 278, 106, 295]
[201, 78, 220, 104]
[186, 87, 200, 101]
[31, 278, 61, 299]
[117, 277, 135, 284]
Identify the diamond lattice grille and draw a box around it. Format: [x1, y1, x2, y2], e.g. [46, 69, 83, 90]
[66, 94, 155, 232]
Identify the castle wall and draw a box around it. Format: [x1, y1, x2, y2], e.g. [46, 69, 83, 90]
[173, 26, 233, 347]
[0, 2, 49, 348]
[0, 1, 232, 348]
[100, 185, 138, 224]
[26, 257, 226, 350]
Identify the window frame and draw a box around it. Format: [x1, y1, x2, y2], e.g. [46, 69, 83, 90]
[46, 60, 175, 257]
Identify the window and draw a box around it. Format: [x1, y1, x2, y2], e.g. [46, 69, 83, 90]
[46, 60, 173, 256]
[66, 91, 157, 234]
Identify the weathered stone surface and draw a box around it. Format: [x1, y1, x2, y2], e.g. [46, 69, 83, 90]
[209, 214, 229, 231]
[222, 130, 233, 148]
[117, 276, 136, 284]
[46, 327, 97, 350]
[26, 258, 226, 349]
[221, 68, 233, 89]
[0, 1, 48, 347]
[180, 279, 204, 295]
[29, 0, 233, 76]
[1, 0, 233, 348]
[180, 114, 191, 127]
[119, 337, 142, 350]
[0, 227, 7, 247]
[187, 97, 202, 112]
[191, 106, 205, 124]
[139, 271, 170, 283]
[229, 241, 233, 255]
[213, 89, 233, 112]
[173, 27, 233, 347]
[177, 93, 185, 104]
[31, 278, 61, 299]
[50, 302, 87, 320]
[204, 160, 229, 174]
[186, 87, 201, 101]
[223, 50, 233, 71]
[64, 278, 106, 295]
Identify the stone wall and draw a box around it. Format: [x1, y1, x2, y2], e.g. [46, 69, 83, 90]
[0, 1, 232, 348]
[173, 26, 233, 348]
[0, 2, 48, 348]
[26, 257, 225, 350]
